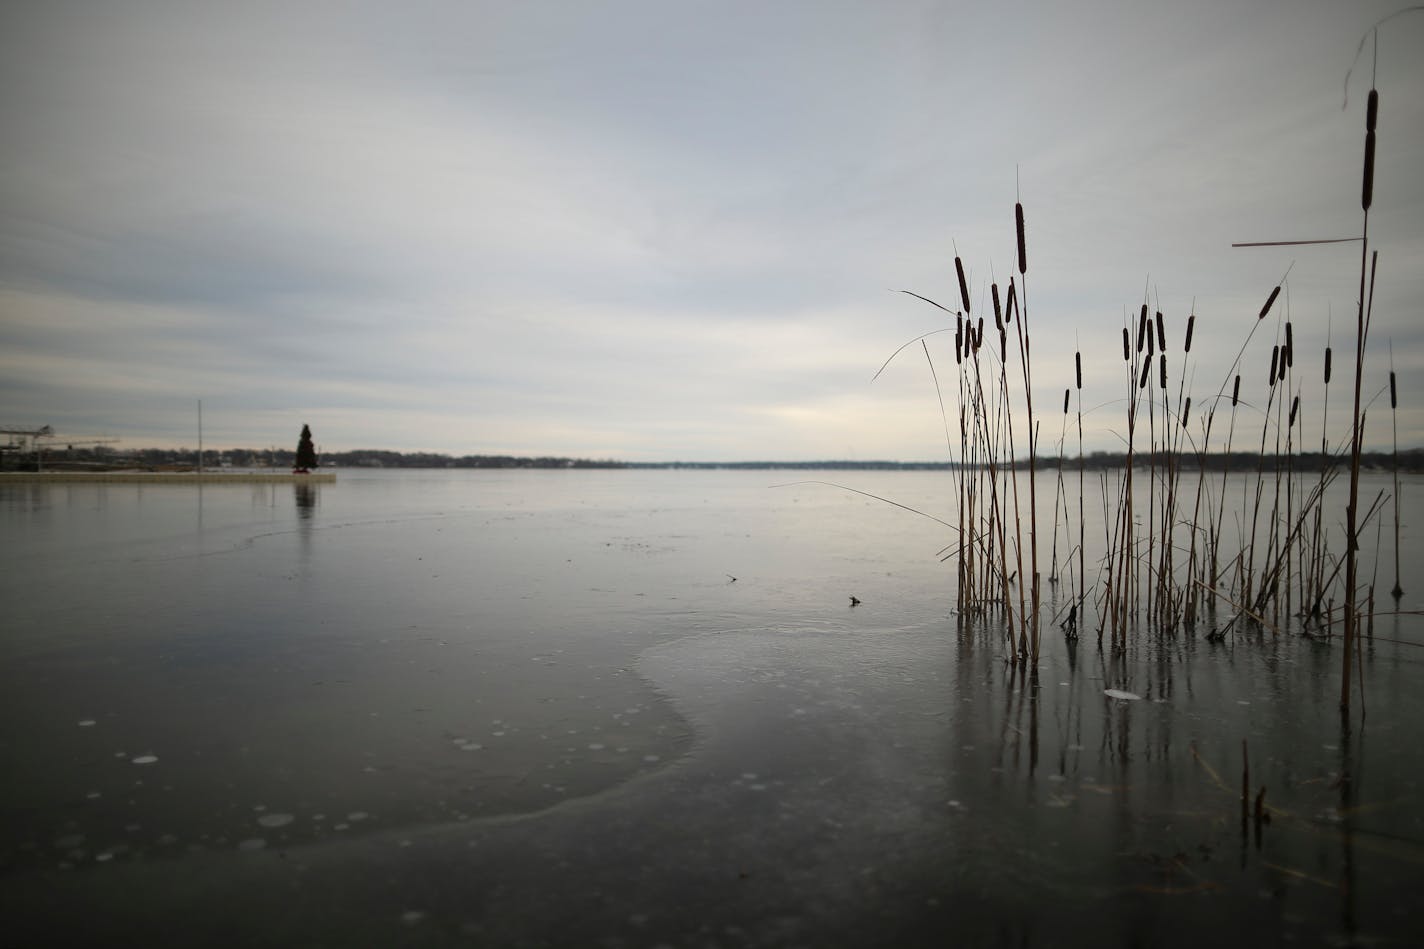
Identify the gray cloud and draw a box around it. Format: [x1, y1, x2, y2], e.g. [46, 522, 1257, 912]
[3, 0, 1422, 459]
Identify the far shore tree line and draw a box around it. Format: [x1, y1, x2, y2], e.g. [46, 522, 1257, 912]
[5, 444, 1421, 473]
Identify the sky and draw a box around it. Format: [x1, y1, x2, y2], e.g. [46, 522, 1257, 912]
[2, 0, 1422, 462]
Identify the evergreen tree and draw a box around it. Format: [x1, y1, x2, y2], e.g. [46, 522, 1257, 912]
[293, 424, 318, 472]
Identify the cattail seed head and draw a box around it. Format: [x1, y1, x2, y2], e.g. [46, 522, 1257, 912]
[955, 256, 971, 314]
[1390, 370, 1398, 409]
[1075, 351, 1082, 390]
[1269, 345, 1280, 385]
[1324, 347, 1333, 384]
[1146, 329, 1155, 358]
[1184, 314, 1195, 353]
[1139, 358, 1151, 390]
[1155, 311, 1165, 351]
[1064, 388, 1071, 414]
[1363, 90, 1379, 210]
[1363, 130, 1376, 211]
[992, 283, 1002, 326]
[1289, 395, 1299, 427]
[1232, 374, 1240, 406]
[1005, 279, 1017, 323]
[1015, 203, 1026, 275]
[1159, 353, 1167, 389]
[1122, 328, 1130, 361]
[1137, 306, 1148, 351]
[1284, 322, 1294, 367]
[1182, 396, 1192, 427]
[1260, 286, 1280, 319]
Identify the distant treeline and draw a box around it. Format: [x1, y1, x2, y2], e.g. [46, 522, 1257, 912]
[1030, 448, 1424, 473]
[4, 446, 624, 470]
[631, 450, 1424, 472]
[7, 445, 1422, 472]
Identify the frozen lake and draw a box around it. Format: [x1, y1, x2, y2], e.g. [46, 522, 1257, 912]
[2, 468, 1422, 946]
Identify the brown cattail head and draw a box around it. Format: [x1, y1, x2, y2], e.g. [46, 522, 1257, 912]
[1260, 286, 1281, 319]
[956, 256, 971, 314]
[1182, 396, 1192, 427]
[1159, 353, 1167, 389]
[1284, 322, 1294, 367]
[1137, 305, 1148, 351]
[1146, 328, 1155, 358]
[1015, 203, 1026, 275]
[1064, 388, 1071, 414]
[1122, 328, 1130, 361]
[1289, 395, 1300, 428]
[976, 316, 984, 346]
[1184, 314, 1195, 353]
[1363, 130, 1376, 211]
[1363, 89, 1379, 210]
[999, 328, 1007, 362]
[1139, 357, 1151, 389]
[1232, 374, 1240, 406]
[1269, 345, 1280, 385]
[1155, 311, 1166, 351]
[1390, 370, 1398, 409]
[992, 283, 1002, 326]
[1324, 347, 1333, 384]
[1075, 351, 1082, 390]
[1005, 279, 1018, 323]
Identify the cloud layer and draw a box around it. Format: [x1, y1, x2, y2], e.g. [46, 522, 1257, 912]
[3, 0, 1422, 459]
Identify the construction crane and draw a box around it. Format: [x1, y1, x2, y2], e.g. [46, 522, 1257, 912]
[1, 424, 53, 450]
[1, 425, 53, 471]
[1, 426, 116, 472]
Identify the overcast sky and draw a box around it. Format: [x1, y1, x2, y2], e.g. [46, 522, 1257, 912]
[3, 0, 1421, 461]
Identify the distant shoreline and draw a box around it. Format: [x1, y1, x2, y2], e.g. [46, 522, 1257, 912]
[5, 448, 1422, 475]
[1, 471, 337, 484]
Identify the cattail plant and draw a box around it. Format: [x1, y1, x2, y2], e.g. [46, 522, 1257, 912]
[869, 59, 1400, 678]
[1076, 348, 1086, 632]
[1389, 346, 1402, 599]
[1342, 79, 1381, 712]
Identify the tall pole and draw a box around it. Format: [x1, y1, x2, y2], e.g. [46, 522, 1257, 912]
[197, 399, 203, 474]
